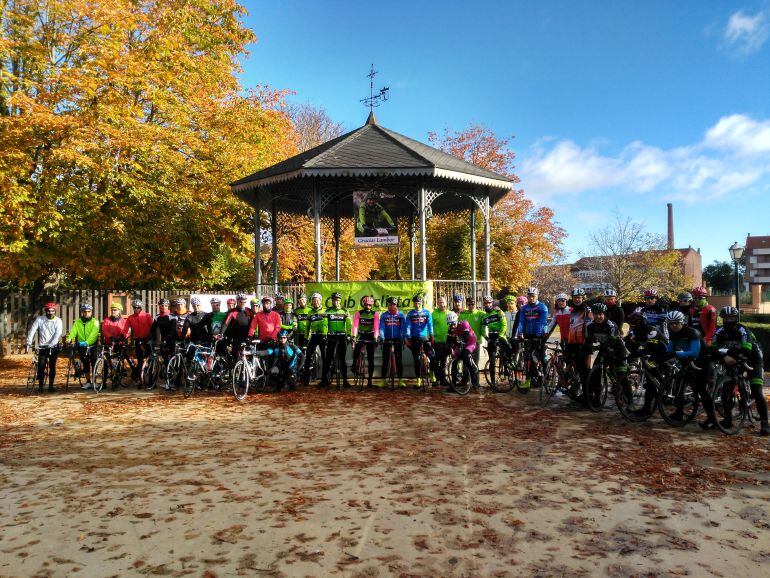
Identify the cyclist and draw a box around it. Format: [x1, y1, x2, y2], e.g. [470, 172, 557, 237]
[453, 318, 480, 390]
[302, 292, 327, 387]
[624, 311, 669, 417]
[183, 297, 208, 344]
[566, 288, 593, 386]
[172, 298, 189, 342]
[202, 297, 228, 355]
[690, 287, 717, 345]
[222, 293, 253, 357]
[226, 297, 236, 313]
[274, 293, 286, 315]
[67, 303, 100, 390]
[357, 193, 395, 236]
[279, 297, 298, 340]
[263, 329, 303, 390]
[583, 303, 628, 406]
[321, 292, 352, 388]
[26, 302, 63, 392]
[102, 303, 129, 346]
[352, 295, 380, 388]
[515, 287, 549, 389]
[710, 306, 769, 435]
[638, 289, 668, 338]
[664, 310, 714, 428]
[545, 293, 571, 346]
[127, 299, 153, 383]
[432, 296, 451, 388]
[603, 289, 625, 336]
[675, 292, 693, 322]
[459, 296, 484, 365]
[294, 293, 311, 349]
[481, 295, 511, 386]
[503, 295, 517, 340]
[249, 297, 259, 315]
[452, 294, 464, 315]
[406, 294, 436, 388]
[150, 298, 175, 356]
[378, 296, 406, 387]
[249, 296, 282, 346]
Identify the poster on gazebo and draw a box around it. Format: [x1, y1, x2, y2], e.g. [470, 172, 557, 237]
[353, 190, 399, 247]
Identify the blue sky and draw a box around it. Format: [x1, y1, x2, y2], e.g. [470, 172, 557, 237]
[238, 0, 770, 266]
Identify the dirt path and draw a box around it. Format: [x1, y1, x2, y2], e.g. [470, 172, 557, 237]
[1, 356, 769, 577]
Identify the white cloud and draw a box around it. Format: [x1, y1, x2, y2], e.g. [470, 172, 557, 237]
[520, 114, 770, 203]
[723, 9, 769, 54]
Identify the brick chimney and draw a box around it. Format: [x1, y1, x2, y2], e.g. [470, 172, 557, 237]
[667, 203, 674, 250]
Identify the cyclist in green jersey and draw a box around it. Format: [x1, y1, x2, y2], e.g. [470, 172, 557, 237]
[321, 292, 352, 388]
[431, 295, 451, 387]
[352, 295, 380, 388]
[294, 293, 311, 349]
[203, 297, 228, 356]
[482, 296, 511, 385]
[302, 292, 327, 387]
[279, 297, 298, 341]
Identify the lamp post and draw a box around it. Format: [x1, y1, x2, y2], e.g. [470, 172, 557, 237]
[729, 241, 744, 320]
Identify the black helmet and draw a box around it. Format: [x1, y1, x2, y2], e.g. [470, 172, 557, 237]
[386, 296, 398, 305]
[331, 292, 342, 300]
[719, 306, 739, 318]
[591, 303, 607, 314]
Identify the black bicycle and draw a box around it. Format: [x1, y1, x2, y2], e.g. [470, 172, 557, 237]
[710, 360, 752, 435]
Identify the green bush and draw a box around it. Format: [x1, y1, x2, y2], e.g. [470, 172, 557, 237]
[741, 313, 770, 324]
[743, 322, 770, 370]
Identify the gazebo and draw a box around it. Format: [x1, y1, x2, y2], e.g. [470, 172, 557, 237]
[230, 112, 514, 297]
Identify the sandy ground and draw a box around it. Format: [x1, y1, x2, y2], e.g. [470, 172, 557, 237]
[1, 355, 769, 578]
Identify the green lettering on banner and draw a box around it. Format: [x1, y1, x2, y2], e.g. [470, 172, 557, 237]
[305, 281, 433, 311]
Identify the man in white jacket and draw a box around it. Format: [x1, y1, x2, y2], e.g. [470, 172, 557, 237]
[26, 302, 63, 392]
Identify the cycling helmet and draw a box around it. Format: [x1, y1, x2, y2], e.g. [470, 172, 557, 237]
[361, 295, 374, 307]
[190, 297, 201, 307]
[591, 303, 607, 314]
[175, 298, 186, 307]
[692, 286, 708, 298]
[331, 292, 342, 300]
[210, 297, 221, 305]
[482, 295, 493, 303]
[298, 293, 308, 300]
[453, 294, 463, 303]
[627, 311, 645, 325]
[311, 292, 322, 301]
[412, 293, 423, 303]
[643, 289, 658, 298]
[283, 297, 293, 306]
[572, 288, 586, 297]
[109, 302, 123, 312]
[277, 329, 289, 338]
[236, 293, 247, 301]
[503, 294, 516, 302]
[526, 287, 539, 296]
[79, 303, 93, 312]
[132, 299, 144, 308]
[159, 298, 170, 307]
[677, 292, 693, 303]
[250, 297, 259, 305]
[555, 293, 568, 301]
[226, 297, 236, 305]
[719, 306, 739, 318]
[665, 311, 686, 324]
[603, 289, 617, 297]
[261, 295, 273, 303]
[516, 296, 528, 307]
[386, 296, 398, 305]
[275, 292, 284, 300]
[445, 311, 459, 325]
[43, 302, 57, 310]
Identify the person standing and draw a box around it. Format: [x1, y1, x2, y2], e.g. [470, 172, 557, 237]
[127, 299, 153, 383]
[432, 296, 451, 388]
[603, 289, 625, 337]
[302, 292, 327, 387]
[67, 303, 100, 390]
[515, 287, 549, 389]
[352, 295, 380, 388]
[101, 303, 129, 346]
[459, 296, 484, 365]
[379, 297, 406, 387]
[481, 296, 511, 386]
[222, 293, 253, 357]
[294, 293, 311, 350]
[321, 292, 352, 388]
[405, 294, 436, 388]
[249, 296, 282, 344]
[502, 295, 517, 340]
[26, 302, 63, 392]
[690, 287, 717, 345]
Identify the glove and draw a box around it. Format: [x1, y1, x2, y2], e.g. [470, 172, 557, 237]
[405, 339, 411, 349]
[723, 355, 737, 366]
[78, 341, 88, 348]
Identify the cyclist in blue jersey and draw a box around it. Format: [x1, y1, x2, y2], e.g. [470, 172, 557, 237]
[405, 294, 437, 387]
[379, 297, 406, 387]
[516, 287, 549, 386]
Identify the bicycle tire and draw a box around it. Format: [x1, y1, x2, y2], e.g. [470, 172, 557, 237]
[142, 356, 159, 390]
[656, 372, 699, 427]
[615, 368, 654, 422]
[26, 355, 39, 394]
[184, 362, 201, 398]
[65, 353, 74, 393]
[353, 352, 367, 391]
[93, 357, 108, 393]
[232, 359, 250, 400]
[450, 357, 471, 395]
[111, 357, 126, 389]
[585, 363, 609, 412]
[540, 357, 559, 406]
[211, 356, 231, 390]
[714, 377, 748, 435]
[490, 354, 514, 393]
[166, 355, 182, 391]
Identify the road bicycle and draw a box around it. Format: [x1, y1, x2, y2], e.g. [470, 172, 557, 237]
[232, 341, 267, 401]
[65, 343, 94, 392]
[26, 346, 54, 394]
[540, 341, 583, 407]
[381, 339, 401, 390]
[92, 340, 133, 393]
[614, 354, 658, 422]
[165, 342, 189, 392]
[483, 337, 516, 393]
[448, 340, 476, 395]
[511, 337, 545, 393]
[655, 359, 701, 427]
[412, 339, 432, 392]
[584, 345, 621, 412]
[183, 343, 213, 398]
[141, 344, 168, 390]
[710, 360, 753, 435]
[352, 338, 376, 391]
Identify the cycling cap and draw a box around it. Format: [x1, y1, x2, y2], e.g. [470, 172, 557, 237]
[79, 303, 93, 312]
[386, 296, 398, 305]
[516, 296, 528, 307]
[210, 297, 221, 304]
[555, 293, 568, 301]
[572, 288, 586, 297]
[331, 292, 342, 299]
[43, 302, 57, 309]
[236, 293, 247, 300]
[692, 286, 708, 298]
[626, 311, 644, 325]
[132, 299, 144, 308]
[483, 295, 493, 302]
[603, 289, 617, 297]
[159, 298, 170, 306]
[677, 292, 693, 302]
[591, 303, 607, 314]
[110, 302, 123, 311]
[361, 295, 374, 306]
[445, 311, 459, 325]
[719, 306, 738, 318]
[665, 311, 686, 324]
[277, 329, 289, 338]
[190, 297, 201, 306]
[261, 295, 273, 303]
[412, 294, 423, 302]
[526, 287, 539, 296]
[643, 289, 658, 298]
[311, 292, 322, 301]
[453, 294, 463, 302]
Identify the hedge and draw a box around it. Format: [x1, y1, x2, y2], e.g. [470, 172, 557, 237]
[743, 322, 770, 370]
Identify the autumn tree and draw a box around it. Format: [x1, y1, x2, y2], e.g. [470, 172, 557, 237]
[0, 0, 296, 299]
[287, 102, 346, 153]
[584, 211, 689, 301]
[530, 263, 579, 307]
[428, 125, 565, 291]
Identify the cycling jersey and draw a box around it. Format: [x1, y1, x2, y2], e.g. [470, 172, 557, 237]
[151, 313, 176, 343]
[455, 320, 477, 353]
[67, 317, 100, 346]
[101, 316, 129, 345]
[585, 319, 620, 349]
[432, 309, 449, 343]
[405, 308, 433, 340]
[127, 311, 153, 340]
[223, 308, 252, 342]
[295, 306, 311, 336]
[459, 309, 484, 340]
[690, 301, 717, 344]
[379, 311, 406, 340]
[249, 310, 282, 341]
[183, 311, 208, 343]
[27, 315, 63, 348]
[352, 309, 379, 338]
[517, 301, 549, 337]
[481, 307, 507, 339]
[546, 306, 571, 339]
[306, 306, 328, 337]
[202, 311, 227, 340]
[666, 326, 706, 361]
[567, 303, 592, 344]
[639, 303, 668, 335]
[606, 303, 624, 332]
[711, 324, 758, 359]
[171, 311, 189, 340]
[325, 307, 351, 335]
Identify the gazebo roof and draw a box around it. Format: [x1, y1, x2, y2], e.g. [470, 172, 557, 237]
[230, 113, 515, 192]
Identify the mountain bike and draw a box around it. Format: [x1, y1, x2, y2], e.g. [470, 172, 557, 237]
[656, 360, 701, 427]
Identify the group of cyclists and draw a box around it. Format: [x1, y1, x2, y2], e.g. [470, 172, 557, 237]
[24, 284, 768, 436]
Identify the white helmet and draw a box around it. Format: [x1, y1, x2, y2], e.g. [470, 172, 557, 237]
[445, 311, 459, 325]
[311, 292, 322, 301]
[666, 310, 686, 324]
[555, 293, 568, 301]
[603, 289, 617, 297]
[526, 287, 539, 296]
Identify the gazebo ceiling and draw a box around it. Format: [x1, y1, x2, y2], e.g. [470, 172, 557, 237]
[230, 113, 515, 217]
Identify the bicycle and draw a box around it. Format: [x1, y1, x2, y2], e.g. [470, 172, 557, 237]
[141, 344, 168, 390]
[540, 341, 582, 407]
[165, 342, 189, 392]
[513, 337, 544, 393]
[184, 343, 213, 398]
[65, 343, 93, 392]
[710, 360, 752, 435]
[381, 339, 401, 390]
[656, 359, 701, 427]
[614, 354, 658, 422]
[412, 339, 431, 392]
[25, 346, 52, 394]
[232, 341, 267, 401]
[352, 338, 376, 391]
[584, 346, 620, 412]
[483, 339, 516, 393]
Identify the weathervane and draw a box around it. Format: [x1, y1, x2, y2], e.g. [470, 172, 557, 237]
[360, 64, 389, 113]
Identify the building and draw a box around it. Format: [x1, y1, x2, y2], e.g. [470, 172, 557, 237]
[744, 234, 770, 314]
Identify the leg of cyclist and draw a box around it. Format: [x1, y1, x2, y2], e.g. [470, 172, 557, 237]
[424, 341, 438, 386]
[338, 336, 351, 388]
[487, 334, 499, 384]
[365, 340, 375, 387]
[696, 364, 718, 429]
[320, 337, 335, 388]
[352, 338, 364, 379]
[462, 348, 479, 388]
[395, 340, 405, 387]
[47, 346, 60, 391]
[750, 348, 769, 435]
[408, 339, 422, 386]
[379, 340, 392, 387]
[36, 349, 48, 391]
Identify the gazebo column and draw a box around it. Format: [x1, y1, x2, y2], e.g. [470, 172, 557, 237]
[254, 202, 261, 292]
[484, 194, 491, 293]
[334, 201, 341, 281]
[313, 180, 322, 282]
[470, 205, 477, 297]
[419, 187, 427, 281]
[271, 198, 278, 292]
[409, 211, 415, 281]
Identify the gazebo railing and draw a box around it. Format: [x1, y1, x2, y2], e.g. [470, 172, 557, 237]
[254, 281, 491, 303]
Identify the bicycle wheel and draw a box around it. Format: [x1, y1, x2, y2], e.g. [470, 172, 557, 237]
[232, 359, 250, 400]
[211, 356, 231, 391]
[714, 378, 748, 435]
[585, 364, 609, 411]
[166, 355, 183, 391]
[450, 357, 471, 395]
[93, 357, 108, 393]
[142, 356, 159, 390]
[540, 357, 559, 406]
[65, 353, 74, 392]
[26, 356, 38, 394]
[615, 368, 654, 422]
[111, 357, 127, 389]
[419, 353, 430, 391]
[184, 362, 202, 398]
[657, 373, 699, 427]
[490, 354, 514, 393]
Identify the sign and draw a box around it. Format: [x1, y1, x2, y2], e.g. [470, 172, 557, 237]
[305, 281, 432, 311]
[353, 190, 399, 247]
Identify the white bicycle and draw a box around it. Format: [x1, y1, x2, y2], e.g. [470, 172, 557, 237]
[232, 341, 267, 401]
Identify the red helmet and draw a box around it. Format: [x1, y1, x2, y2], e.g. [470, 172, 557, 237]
[43, 302, 57, 310]
[226, 297, 236, 305]
[692, 286, 708, 298]
[643, 289, 658, 298]
[516, 296, 528, 307]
